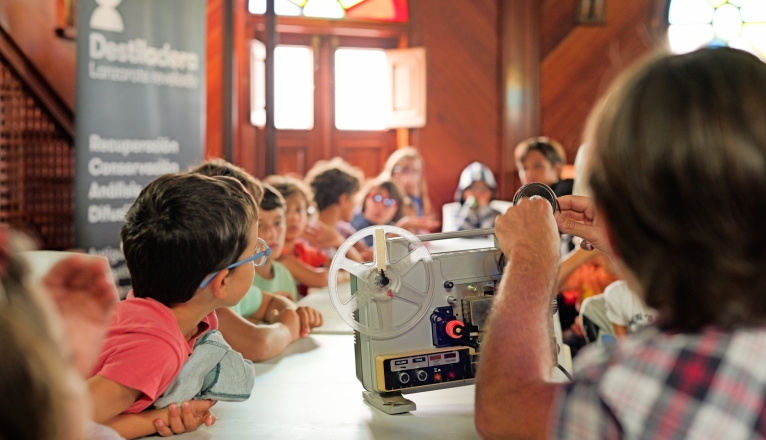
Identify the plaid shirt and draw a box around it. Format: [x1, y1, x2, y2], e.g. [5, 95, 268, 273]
[551, 326, 766, 439]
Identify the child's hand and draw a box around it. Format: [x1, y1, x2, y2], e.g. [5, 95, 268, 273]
[275, 291, 296, 301]
[296, 306, 323, 337]
[304, 221, 343, 248]
[271, 308, 301, 341]
[42, 255, 119, 377]
[395, 216, 440, 232]
[154, 400, 216, 437]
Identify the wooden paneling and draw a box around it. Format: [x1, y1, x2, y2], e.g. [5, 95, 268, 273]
[205, 0, 224, 159]
[0, 0, 76, 110]
[541, 0, 663, 162]
[408, 0, 500, 214]
[335, 137, 394, 180]
[541, 0, 577, 59]
[499, 0, 540, 200]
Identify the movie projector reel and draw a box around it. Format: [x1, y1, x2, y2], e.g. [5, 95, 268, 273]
[327, 183, 568, 415]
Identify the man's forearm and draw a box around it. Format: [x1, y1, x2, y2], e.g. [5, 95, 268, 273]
[475, 246, 560, 440]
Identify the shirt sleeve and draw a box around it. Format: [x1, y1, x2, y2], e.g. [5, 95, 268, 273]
[96, 332, 181, 405]
[603, 281, 628, 326]
[550, 380, 623, 440]
[232, 285, 263, 318]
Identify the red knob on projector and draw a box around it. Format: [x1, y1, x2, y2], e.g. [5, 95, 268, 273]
[445, 320, 465, 339]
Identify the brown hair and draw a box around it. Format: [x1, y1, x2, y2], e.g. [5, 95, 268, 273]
[190, 159, 264, 204]
[587, 47, 766, 331]
[358, 178, 404, 222]
[121, 173, 257, 305]
[264, 174, 314, 212]
[260, 182, 286, 212]
[514, 137, 566, 165]
[305, 158, 364, 211]
[381, 147, 432, 216]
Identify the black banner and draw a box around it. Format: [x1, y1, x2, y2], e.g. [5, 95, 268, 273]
[75, 0, 206, 295]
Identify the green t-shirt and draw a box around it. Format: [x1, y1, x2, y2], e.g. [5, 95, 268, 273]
[252, 261, 298, 301]
[231, 285, 264, 318]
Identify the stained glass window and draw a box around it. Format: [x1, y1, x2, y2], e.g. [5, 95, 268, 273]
[248, 0, 408, 22]
[668, 0, 766, 59]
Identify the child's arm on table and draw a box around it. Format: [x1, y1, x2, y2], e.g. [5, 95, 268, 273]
[88, 375, 214, 438]
[278, 254, 329, 288]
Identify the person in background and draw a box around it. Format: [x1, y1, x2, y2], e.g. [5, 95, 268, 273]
[251, 183, 299, 301]
[454, 162, 501, 231]
[515, 137, 573, 197]
[304, 158, 366, 261]
[266, 175, 331, 297]
[381, 147, 440, 232]
[603, 280, 657, 339]
[351, 179, 404, 246]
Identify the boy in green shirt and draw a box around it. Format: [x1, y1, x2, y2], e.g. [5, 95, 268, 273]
[253, 184, 299, 301]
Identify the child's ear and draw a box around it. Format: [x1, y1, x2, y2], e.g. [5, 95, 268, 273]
[553, 163, 563, 177]
[207, 269, 230, 300]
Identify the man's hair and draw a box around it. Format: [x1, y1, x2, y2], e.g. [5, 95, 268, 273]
[517, 137, 565, 166]
[305, 158, 363, 211]
[121, 173, 257, 305]
[359, 179, 404, 222]
[587, 47, 766, 331]
[190, 159, 264, 204]
[260, 182, 285, 212]
[264, 175, 314, 211]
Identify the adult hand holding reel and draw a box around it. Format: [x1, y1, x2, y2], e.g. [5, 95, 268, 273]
[328, 183, 568, 414]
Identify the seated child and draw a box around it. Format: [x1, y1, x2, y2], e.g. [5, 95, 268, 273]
[514, 137, 573, 197]
[88, 173, 255, 438]
[304, 158, 366, 261]
[380, 147, 440, 232]
[454, 162, 501, 231]
[351, 179, 404, 246]
[266, 175, 331, 296]
[603, 280, 657, 339]
[190, 161, 323, 359]
[252, 183, 299, 301]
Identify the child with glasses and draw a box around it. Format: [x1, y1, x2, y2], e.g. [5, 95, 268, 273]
[351, 179, 404, 246]
[88, 173, 255, 438]
[381, 147, 440, 233]
[454, 162, 501, 231]
[190, 161, 323, 360]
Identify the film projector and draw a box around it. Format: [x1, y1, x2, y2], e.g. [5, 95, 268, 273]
[328, 183, 570, 414]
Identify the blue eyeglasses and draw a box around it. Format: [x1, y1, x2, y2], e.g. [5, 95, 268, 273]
[368, 193, 398, 207]
[199, 238, 271, 288]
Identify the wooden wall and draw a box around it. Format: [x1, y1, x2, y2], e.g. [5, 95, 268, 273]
[407, 0, 500, 212]
[540, 0, 665, 163]
[0, 0, 77, 110]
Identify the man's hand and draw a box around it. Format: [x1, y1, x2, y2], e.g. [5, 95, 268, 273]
[43, 255, 119, 377]
[554, 195, 613, 256]
[296, 306, 323, 337]
[154, 400, 216, 437]
[495, 196, 559, 265]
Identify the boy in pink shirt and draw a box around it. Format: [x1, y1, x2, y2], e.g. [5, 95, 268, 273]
[88, 173, 260, 438]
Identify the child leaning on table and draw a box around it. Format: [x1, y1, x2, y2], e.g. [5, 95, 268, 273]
[190, 161, 323, 360]
[87, 173, 257, 439]
[252, 183, 299, 301]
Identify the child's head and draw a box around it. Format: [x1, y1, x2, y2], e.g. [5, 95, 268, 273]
[265, 175, 314, 244]
[383, 147, 424, 197]
[587, 47, 766, 331]
[359, 179, 403, 226]
[121, 173, 257, 305]
[306, 158, 363, 222]
[190, 159, 264, 204]
[455, 162, 497, 205]
[515, 137, 566, 186]
[258, 183, 287, 258]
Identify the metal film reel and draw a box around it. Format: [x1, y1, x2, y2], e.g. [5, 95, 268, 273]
[329, 225, 435, 339]
[512, 182, 558, 212]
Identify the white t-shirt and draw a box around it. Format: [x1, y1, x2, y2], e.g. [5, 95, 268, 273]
[603, 280, 657, 333]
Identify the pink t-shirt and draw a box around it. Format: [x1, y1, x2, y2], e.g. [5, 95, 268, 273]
[90, 296, 218, 414]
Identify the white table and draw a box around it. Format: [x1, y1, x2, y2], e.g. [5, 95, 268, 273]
[171, 334, 480, 439]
